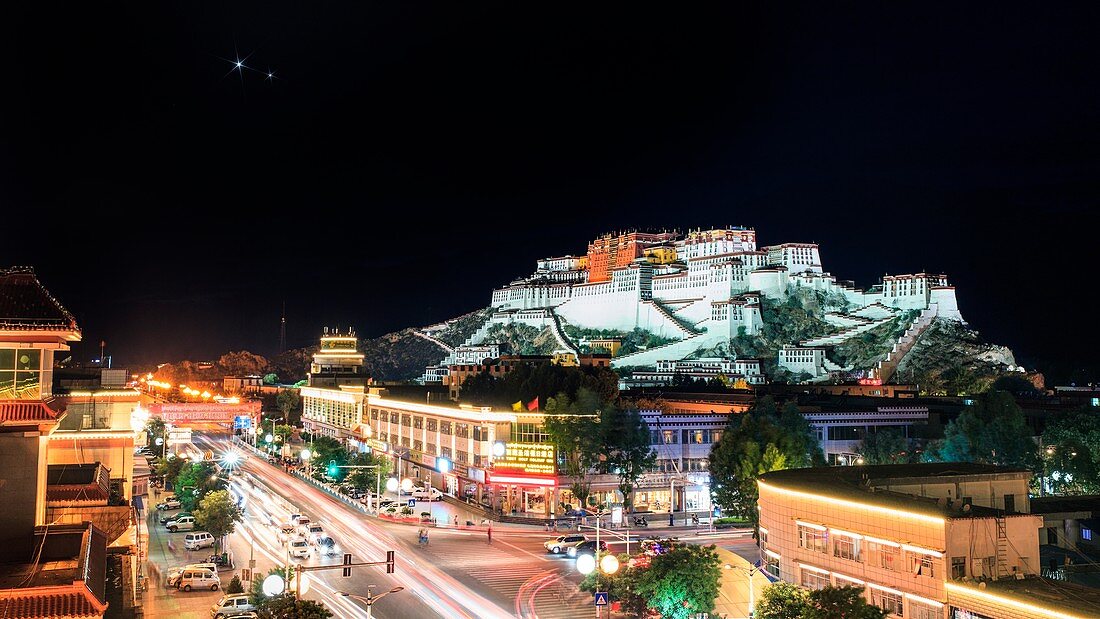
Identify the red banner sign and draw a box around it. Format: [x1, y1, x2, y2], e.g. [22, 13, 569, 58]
[148, 401, 261, 424]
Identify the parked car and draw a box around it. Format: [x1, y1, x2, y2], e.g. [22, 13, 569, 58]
[178, 568, 220, 592]
[288, 538, 310, 559]
[543, 534, 587, 554]
[167, 563, 216, 587]
[157, 497, 181, 511]
[410, 487, 443, 501]
[376, 499, 400, 510]
[211, 593, 255, 618]
[568, 539, 608, 557]
[294, 516, 311, 530]
[184, 531, 215, 550]
[161, 511, 192, 525]
[167, 516, 196, 532]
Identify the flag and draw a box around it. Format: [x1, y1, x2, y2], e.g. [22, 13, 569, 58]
[526, 397, 539, 411]
[512, 401, 523, 412]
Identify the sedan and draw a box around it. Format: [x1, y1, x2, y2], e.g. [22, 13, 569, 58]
[156, 498, 181, 511]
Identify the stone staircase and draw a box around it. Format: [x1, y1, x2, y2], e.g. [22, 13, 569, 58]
[412, 330, 455, 354]
[610, 332, 715, 368]
[800, 315, 896, 347]
[548, 309, 581, 356]
[874, 305, 937, 382]
[851, 302, 897, 320]
[647, 299, 702, 336]
[822, 312, 872, 328]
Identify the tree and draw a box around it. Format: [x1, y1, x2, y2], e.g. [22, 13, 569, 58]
[346, 450, 392, 493]
[155, 455, 186, 489]
[806, 586, 888, 619]
[226, 575, 244, 595]
[274, 424, 294, 443]
[256, 594, 332, 619]
[542, 389, 603, 509]
[579, 554, 647, 617]
[277, 389, 302, 425]
[1041, 406, 1100, 495]
[709, 397, 824, 526]
[144, 416, 166, 451]
[924, 390, 1038, 471]
[175, 461, 226, 511]
[755, 582, 809, 619]
[263, 373, 279, 385]
[634, 544, 722, 619]
[857, 428, 912, 464]
[249, 567, 298, 606]
[194, 489, 243, 552]
[308, 436, 349, 480]
[602, 407, 656, 511]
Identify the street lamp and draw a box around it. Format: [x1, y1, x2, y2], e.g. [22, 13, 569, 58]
[340, 586, 404, 619]
[725, 562, 760, 618]
[301, 449, 312, 478]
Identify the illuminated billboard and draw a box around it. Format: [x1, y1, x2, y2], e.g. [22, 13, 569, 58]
[494, 442, 555, 475]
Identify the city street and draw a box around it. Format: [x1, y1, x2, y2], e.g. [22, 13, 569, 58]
[175, 433, 756, 618]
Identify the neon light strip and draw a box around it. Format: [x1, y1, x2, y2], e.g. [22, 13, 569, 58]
[945, 582, 1086, 619]
[795, 520, 826, 531]
[797, 563, 829, 574]
[906, 593, 944, 608]
[759, 480, 945, 525]
[67, 390, 142, 397]
[867, 582, 904, 595]
[902, 544, 943, 557]
[763, 549, 780, 560]
[830, 528, 864, 539]
[863, 535, 901, 547]
[488, 475, 556, 487]
[833, 573, 864, 585]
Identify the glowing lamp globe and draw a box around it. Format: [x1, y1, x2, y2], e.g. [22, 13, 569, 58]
[265, 434, 274, 443]
[600, 554, 620, 574]
[300, 449, 312, 461]
[401, 478, 414, 492]
[262, 574, 285, 596]
[492, 441, 506, 457]
[576, 553, 596, 575]
[155, 438, 164, 446]
[386, 478, 399, 493]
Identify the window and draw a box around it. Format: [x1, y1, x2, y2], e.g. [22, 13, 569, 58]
[402, 414, 412, 427]
[370, 410, 379, 420]
[414, 416, 423, 429]
[473, 426, 489, 441]
[867, 541, 900, 571]
[441, 446, 452, 459]
[759, 530, 769, 553]
[389, 412, 399, 423]
[661, 430, 678, 444]
[952, 556, 966, 579]
[455, 423, 470, 438]
[0, 349, 41, 399]
[798, 525, 828, 554]
[413, 440, 423, 452]
[1083, 528, 1093, 541]
[834, 535, 861, 562]
[764, 553, 780, 578]
[440, 421, 452, 435]
[427, 419, 438, 432]
[909, 553, 936, 578]
[456, 451, 468, 464]
[871, 588, 903, 616]
[909, 600, 939, 619]
[401, 437, 411, 448]
[800, 568, 829, 590]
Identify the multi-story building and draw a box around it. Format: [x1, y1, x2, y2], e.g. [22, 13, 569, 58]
[802, 406, 929, 465]
[756, 464, 1088, 619]
[223, 375, 263, 393]
[625, 357, 766, 388]
[586, 231, 679, 283]
[308, 327, 367, 388]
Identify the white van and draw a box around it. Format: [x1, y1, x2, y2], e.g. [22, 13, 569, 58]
[177, 568, 220, 592]
[411, 486, 442, 501]
[185, 532, 215, 550]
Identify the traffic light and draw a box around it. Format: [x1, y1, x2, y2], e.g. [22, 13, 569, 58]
[327, 460, 339, 478]
[386, 550, 395, 574]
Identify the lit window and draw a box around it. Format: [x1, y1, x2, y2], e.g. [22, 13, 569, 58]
[871, 588, 903, 616]
[909, 553, 936, 578]
[910, 600, 939, 619]
[834, 535, 861, 562]
[1083, 528, 1093, 541]
[798, 525, 828, 554]
[800, 568, 829, 590]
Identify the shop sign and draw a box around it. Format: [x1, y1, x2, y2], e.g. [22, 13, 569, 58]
[469, 468, 486, 483]
[495, 442, 556, 475]
[367, 439, 389, 453]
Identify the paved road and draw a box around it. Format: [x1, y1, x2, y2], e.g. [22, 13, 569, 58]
[187, 433, 755, 618]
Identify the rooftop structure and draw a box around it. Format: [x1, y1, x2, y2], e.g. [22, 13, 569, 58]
[0, 523, 108, 619]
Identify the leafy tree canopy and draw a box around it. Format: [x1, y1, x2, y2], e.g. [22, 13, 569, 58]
[856, 427, 913, 465]
[194, 489, 243, 552]
[256, 594, 332, 619]
[1041, 406, 1100, 495]
[633, 544, 722, 619]
[924, 390, 1038, 471]
[175, 460, 226, 511]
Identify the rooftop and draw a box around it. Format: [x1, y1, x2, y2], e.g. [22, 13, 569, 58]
[952, 576, 1100, 619]
[0, 399, 65, 426]
[1032, 495, 1100, 515]
[0, 267, 80, 334]
[0, 523, 107, 616]
[46, 464, 110, 504]
[759, 463, 1033, 519]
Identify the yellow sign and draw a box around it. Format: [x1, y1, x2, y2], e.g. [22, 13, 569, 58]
[367, 439, 389, 453]
[495, 443, 556, 475]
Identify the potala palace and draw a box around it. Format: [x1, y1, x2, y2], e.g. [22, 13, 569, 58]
[421, 227, 967, 385]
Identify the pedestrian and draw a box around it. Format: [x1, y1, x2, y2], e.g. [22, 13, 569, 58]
[669, 511, 674, 527]
[453, 515, 458, 526]
[487, 522, 492, 545]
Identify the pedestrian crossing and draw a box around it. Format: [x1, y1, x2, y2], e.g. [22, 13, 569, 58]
[417, 535, 590, 618]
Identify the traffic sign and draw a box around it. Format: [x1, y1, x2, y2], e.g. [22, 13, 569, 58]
[342, 553, 352, 577]
[408, 499, 416, 508]
[594, 592, 609, 606]
[241, 568, 251, 582]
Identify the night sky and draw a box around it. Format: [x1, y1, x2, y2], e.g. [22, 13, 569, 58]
[5, 4, 1100, 381]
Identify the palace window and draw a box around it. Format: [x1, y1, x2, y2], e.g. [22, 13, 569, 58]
[798, 525, 828, 554]
[0, 349, 41, 400]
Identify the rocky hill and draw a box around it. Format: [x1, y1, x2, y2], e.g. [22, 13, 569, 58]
[895, 318, 1029, 394]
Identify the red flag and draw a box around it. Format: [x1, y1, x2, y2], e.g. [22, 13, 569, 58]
[526, 397, 539, 411]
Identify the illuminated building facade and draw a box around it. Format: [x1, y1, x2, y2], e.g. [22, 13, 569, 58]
[308, 327, 367, 388]
[755, 464, 1085, 619]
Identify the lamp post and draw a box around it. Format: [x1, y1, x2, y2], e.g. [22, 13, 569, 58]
[339, 586, 404, 619]
[575, 510, 618, 618]
[725, 563, 760, 618]
[301, 449, 312, 478]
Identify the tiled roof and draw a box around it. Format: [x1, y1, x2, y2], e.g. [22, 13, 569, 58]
[0, 400, 63, 423]
[0, 591, 104, 619]
[0, 267, 79, 331]
[46, 464, 110, 504]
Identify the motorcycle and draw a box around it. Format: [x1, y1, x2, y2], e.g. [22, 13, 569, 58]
[632, 516, 649, 527]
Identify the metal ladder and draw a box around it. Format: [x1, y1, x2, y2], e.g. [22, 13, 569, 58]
[995, 517, 1009, 579]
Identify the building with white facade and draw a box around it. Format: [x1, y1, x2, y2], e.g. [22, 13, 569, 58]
[802, 406, 929, 465]
[625, 357, 766, 388]
[756, 464, 1090, 619]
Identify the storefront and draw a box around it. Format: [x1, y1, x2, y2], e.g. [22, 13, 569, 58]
[489, 442, 557, 516]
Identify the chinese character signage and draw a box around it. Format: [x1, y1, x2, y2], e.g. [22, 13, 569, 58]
[495, 443, 556, 475]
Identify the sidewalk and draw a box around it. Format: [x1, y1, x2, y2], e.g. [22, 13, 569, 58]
[712, 546, 772, 619]
[139, 503, 231, 619]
